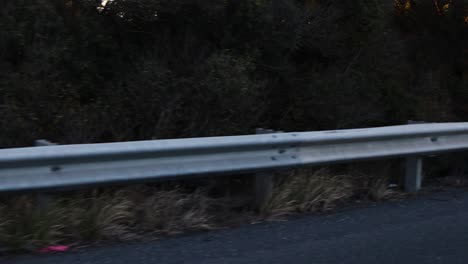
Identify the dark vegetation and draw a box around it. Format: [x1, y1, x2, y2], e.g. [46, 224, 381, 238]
[1, 0, 466, 148]
[0, 0, 467, 252]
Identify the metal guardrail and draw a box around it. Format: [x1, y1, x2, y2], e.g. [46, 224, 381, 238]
[1, 123, 468, 193]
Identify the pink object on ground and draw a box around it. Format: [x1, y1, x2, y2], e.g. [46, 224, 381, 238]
[39, 245, 70, 253]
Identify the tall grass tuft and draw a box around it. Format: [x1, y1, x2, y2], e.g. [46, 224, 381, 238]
[265, 169, 354, 218]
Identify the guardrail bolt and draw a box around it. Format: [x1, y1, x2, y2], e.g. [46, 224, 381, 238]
[51, 165, 61, 172]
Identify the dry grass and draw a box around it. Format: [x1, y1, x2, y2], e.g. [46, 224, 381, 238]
[0, 196, 68, 251]
[348, 162, 405, 202]
[264, 164, 405, 219]
[0, 186, 219, 252]
[0, 165, 407, 252]
[64, 190, 137, 242]
[366, 174, 397, 201]
[139, 189, 214, 235]
[264, 169, 355, 218]
[352, 171, 403, 201]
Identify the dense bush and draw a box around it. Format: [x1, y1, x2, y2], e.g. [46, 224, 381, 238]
[394, 0, 467, 120]
[0, 0, 466, 148]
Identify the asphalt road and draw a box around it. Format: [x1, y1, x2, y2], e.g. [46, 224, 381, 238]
[3, 188, 468, 264]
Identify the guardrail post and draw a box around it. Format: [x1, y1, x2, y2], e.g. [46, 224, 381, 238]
[405, 156, 423, 192]
[34, 139, 57, 209]
[404, 120, 424, 192]
[254, 128, 275, 212]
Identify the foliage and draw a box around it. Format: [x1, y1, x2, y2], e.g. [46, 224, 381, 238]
[0, 0, 466, 147]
